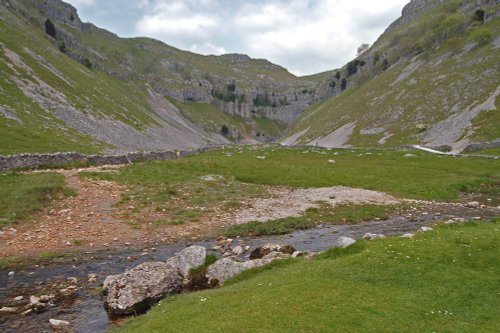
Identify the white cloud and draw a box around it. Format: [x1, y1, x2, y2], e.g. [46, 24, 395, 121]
[189, 43, 227, 55]
[65, 0, 96, 7]
[131, 0, 409, 75]
[134, 0, 221, 49]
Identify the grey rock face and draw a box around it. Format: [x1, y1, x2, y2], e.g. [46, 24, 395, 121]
[103, 262, 182, 316]
[205, 258, 273, 286]
[249, 243, 296, 259]
[166, 245, 206, 278]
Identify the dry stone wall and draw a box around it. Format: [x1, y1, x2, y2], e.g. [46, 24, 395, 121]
[0, 145, 224, 173]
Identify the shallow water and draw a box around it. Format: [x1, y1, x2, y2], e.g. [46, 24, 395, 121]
[0, 205, 498, 333]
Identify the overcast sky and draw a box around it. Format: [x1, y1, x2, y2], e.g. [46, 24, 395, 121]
[65, 0, 409, 76]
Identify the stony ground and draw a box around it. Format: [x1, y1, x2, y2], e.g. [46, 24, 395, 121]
[0, 166, 406, 258]
[233, 186, 400, 224]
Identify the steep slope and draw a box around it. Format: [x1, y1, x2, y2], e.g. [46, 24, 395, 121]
[284, 0, 500, 153]
[0, 0, 316, 154]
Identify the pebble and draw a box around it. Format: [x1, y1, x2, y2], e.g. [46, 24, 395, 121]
[8, 271, 15, 278]
[21, 309, 33, 316]
[14, 296, 24, 301]
[401, 233, 414, 238]
[0, 306, 18, 314]
[232, 246, 244, 255]
[420, 226, 433, 232]
[49, 318, 71, 327]
[465, 201, 480, 208]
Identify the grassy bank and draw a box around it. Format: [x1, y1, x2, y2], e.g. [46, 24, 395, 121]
[0, 172, 74, 228]
[223, 203, 401, 237]
[116, 219, 500, 333]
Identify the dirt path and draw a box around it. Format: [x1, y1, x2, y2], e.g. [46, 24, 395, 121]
[0, 167, 258, 257]
[0, 168, 145, 257]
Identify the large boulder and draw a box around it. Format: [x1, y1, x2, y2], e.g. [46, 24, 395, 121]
[166, 245, 206, 278]
[249, 243, 295, 259]
[205, 258, 272, 286]
[103, 246, 206, 316]
[103, 262, 182, 316]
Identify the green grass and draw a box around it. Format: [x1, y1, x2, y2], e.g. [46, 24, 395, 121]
[38, 251, 67, 260]
[0, 172, 75, 228]
[0, 256, 22, 269]
[224, 203, 399, 237]
[467, 147, 500, 156]
[83, 168, 264, 227]
[252, 116, 286, 137]
[116, 219, 500, 333]
[83, 147, 500, 201]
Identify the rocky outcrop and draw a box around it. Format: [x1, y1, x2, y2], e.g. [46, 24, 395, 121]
[166, 245, 206, 278]
[205, 258, 273, 286]
[103, 245, 207, 316]
[103, 262, 183, 316]
[386, 0, 443, 33]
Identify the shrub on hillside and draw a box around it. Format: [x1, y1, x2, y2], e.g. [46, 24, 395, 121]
[82, 58, 93, 69]
[472, 9, 485, 23]
[340, 78, 347, 91]
[220, 125, 229, 136]
[45, 19, 56, 38]
[469, 27, 493, 47]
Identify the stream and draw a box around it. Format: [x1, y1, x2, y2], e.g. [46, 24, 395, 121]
[0, 204, 498, 333]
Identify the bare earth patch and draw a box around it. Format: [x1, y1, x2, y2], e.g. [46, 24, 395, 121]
[0, 170, 402, 258]
[230, 186, 400, 224]
[0, 167, 139, 257]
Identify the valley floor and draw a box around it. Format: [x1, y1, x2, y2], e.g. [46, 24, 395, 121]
[0, 147, 498, 332]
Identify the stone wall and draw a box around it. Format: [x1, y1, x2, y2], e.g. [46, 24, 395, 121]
[0, 145, 225, 173]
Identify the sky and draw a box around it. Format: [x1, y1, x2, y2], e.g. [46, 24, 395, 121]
[65, 0, 409, 76]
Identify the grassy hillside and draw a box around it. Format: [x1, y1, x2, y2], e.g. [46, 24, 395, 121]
[116, 220, 500, 333]
[0, 7, 189, 154]
[0, 0, 314, 155]
[285, 1, 500, 151]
